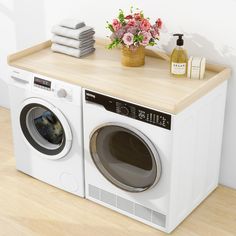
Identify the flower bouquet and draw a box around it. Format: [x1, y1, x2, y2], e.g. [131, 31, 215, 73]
[106, 7, 162, 67]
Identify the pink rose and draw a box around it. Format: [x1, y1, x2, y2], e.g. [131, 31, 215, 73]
[125, 15, 133, 20]
[116, 27, 126, 39]
[139, 31, 152, 46]
[140, 19, 151, 31]
[151, 25, 160, 38]
[112, 19, 122, 31]
[122, 32, 134, 46]
[127, 19, 135, 27]
[156, 18, 162, 29]
[126, 26, 138, 35]
[151, 29, 159, 38]
[134, 13, 142, 21]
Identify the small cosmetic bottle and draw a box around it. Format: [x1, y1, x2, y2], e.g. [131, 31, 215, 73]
[187, 56, 206, 80]
[170, 34, 188, 78]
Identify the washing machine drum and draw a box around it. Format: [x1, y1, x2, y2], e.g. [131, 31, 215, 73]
[90, 123, 162, 192]
[20, 98, 72, 160]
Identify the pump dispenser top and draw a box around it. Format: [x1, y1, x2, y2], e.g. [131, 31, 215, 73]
[170, 33, 188, 78]
[173, 34, 184, 46]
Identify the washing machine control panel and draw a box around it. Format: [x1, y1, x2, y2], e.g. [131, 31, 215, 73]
[34, 77, 52, 90]
[85, 90, 171, 130]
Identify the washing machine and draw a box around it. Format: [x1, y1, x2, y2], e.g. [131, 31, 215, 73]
[8, 67, 84, 197]
[83, 83, 227, 233]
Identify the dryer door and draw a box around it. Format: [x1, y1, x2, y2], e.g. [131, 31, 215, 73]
[20, 98, 72, 160]
[90, 123, 161, 192]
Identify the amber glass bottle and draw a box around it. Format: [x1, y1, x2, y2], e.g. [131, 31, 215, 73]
[170, 34, 188, 78]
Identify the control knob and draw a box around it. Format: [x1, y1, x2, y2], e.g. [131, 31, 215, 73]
[120, 105, 130, 116]
[57, 88, 67, 98]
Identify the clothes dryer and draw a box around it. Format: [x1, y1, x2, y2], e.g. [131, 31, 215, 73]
[83, 85, 227, 233]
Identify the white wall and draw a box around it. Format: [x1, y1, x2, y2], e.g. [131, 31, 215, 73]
[0, 0, 15, 108]
[0, 0, 236, 189]
[0, 0, 46, 108]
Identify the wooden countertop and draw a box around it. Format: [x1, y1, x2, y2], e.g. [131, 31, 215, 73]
[8, 40, 231, 114]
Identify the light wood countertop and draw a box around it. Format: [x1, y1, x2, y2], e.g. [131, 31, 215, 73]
[8, 40, 231, 114]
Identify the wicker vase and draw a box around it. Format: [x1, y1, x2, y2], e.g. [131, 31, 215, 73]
[121, 46, 145, 67]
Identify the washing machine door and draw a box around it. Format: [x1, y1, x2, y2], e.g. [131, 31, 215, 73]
[20, 98, 72, 160]
[90, 123, 161, 192]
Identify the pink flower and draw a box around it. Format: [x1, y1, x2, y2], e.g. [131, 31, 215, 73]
[116, 27, 126, 39]
[139, 31, 152, 46]
[151, 29, 159, 38]
[156, 18, 162, 29]
[122, 32, 134, 46]
[151, 25, 160, 38]
[125, 15, 133, 20]
[112, 19, 122, 31]
[134, 13, 142, 21]
[140, 19, 151, 31]
[126, 26, 138, 35]
[127, 19, 135, 27]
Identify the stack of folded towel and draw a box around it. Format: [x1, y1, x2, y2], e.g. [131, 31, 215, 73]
[51, 19, 95, 58]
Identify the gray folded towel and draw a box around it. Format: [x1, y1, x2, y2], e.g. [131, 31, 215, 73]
[52, 35, 95, 49]
[51, 43, 95, 58]
[60, 19, 85, 29]
[52, 25, 95, 40]
[78, 31, 95, 40]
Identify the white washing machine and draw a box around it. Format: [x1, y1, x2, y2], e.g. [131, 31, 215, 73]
[83, 83, 227, 233]
[8, 67, 84, 197]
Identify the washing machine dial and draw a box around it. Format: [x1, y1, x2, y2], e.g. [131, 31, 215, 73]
[57, 88, 67, 98]
[120, 105, 130, 116]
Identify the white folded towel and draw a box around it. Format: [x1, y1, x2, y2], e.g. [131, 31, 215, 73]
[60, 19, 85, 29]
[52, 35, 95, 49]
[52, 25, 95, 40]
[51, 43, 95, 58]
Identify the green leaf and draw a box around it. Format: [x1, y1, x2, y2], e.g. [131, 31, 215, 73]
[133, 34, 143, 43]
[148, 41, 157, 46]
[118, 9, 125, 24]
[140, 11, 144, 18]
[107, 38, 121, 49]
[106, 24, 114, 32]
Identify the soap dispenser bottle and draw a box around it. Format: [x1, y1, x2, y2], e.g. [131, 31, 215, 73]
[170, 34, 188, 78]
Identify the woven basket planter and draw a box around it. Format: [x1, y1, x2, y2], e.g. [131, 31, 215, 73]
[121, 46, 145, 67]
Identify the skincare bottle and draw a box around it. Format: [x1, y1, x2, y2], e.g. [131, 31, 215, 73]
[170, 34, 188, 78]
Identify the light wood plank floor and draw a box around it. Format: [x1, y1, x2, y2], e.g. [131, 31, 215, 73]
[0, 107, 236, 236]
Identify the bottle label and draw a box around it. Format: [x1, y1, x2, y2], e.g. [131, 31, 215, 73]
[171, 63, 186, 75]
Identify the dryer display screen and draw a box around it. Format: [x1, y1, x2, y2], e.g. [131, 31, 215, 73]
[85, 90, 171, 130]
[34, 77, 51, 90]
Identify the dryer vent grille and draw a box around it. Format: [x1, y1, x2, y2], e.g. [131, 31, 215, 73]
[88, 184, 166, 228]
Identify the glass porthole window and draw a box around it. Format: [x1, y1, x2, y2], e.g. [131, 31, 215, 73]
[20, 99, 72, 159]
[90, 124, 162, 192]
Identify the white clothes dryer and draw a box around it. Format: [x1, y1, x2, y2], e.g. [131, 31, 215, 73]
[8, 68, 84, 197]
[83, 84, 227, 233]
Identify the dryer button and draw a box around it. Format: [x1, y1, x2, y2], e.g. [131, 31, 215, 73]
[120, 106, 130, 116]
[57, 89, 67, 98]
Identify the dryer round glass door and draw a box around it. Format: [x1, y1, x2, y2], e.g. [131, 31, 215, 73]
[90, 123, 161, 192]
[20, 98, 72, 160]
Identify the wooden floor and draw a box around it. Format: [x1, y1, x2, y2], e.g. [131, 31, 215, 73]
[0, 107, 236, 236]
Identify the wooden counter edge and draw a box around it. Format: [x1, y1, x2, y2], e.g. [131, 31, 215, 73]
[174, 67, 231, 114]
[7, 40, 52, 64]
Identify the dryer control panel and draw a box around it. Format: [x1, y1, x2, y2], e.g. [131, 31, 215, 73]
[85, 90, 171, 130]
